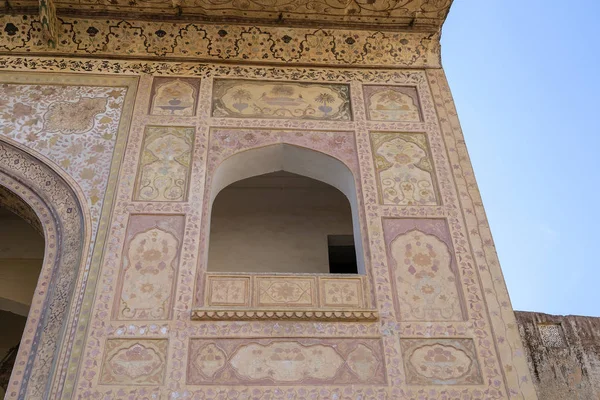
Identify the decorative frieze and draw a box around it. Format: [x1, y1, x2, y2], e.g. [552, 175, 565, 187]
[191, 309, 379, 321]
[0, 15, 441, 68]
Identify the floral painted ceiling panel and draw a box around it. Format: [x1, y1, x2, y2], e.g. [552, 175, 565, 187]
[8, 0, 453, 30]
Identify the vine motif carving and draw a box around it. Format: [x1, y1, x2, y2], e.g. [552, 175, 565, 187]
[0, 15, 441, 68]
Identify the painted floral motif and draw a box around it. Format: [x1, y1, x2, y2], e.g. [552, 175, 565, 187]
[372, 132, 437, 205]
[364, 86, 421, 121]
[230, 342, 343, 382]
[257, 278, 314, 306]
[150, 78, 199, 116]
[346, 344, 379, 381]
[187, 338, 386, 385]
[0, 14, 442, 67]
[101, 340, 167, 385]
[43, 97, 108, 133]
[117, 215, 185, 320]
[192, 344, 227, 378]
[134, 126, 194, 202]
[388, 226, 463, 321]
[401, 339, 483, 385]
[212, 80, 351, 120]
[0, 83, 128, 229]
[320, 278, 363, 307]
[207, 277, 249, 306]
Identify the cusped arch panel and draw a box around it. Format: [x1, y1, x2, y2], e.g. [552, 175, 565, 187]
[0, 138, 87, 400]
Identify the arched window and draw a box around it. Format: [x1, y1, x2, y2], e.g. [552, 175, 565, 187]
[206, 144, 365, 275]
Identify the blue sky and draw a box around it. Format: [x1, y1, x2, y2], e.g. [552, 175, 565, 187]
[441, 0, 600, 316]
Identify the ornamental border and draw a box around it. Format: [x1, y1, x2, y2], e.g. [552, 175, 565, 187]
[0, 14, 441, 68]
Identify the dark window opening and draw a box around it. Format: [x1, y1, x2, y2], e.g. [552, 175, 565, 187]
[328, 235, 358, 274]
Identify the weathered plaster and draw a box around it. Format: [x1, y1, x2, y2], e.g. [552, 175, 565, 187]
[516, 311, 600, 400]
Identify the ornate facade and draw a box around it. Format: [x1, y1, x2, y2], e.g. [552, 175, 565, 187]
[0, 1, 539, 399]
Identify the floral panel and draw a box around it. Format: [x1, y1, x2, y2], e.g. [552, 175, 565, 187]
[363, 85, 422, 121]
[100, 339, 168, 385]
[0, 80, 129, 229]
[400, 339, 483, 385]
[134, 126, 195, 202]
[371, 132, 438, 206]
[212, 79, 352, 120]
[206, 275, 251, 307]
[114, 214, 185, 320]
[149, 77, 200, 116]
[383, 219, 465, 321]
[187, 338, 386, 385]
[319, 277, 364, 308]
[255, 277, 316, 308]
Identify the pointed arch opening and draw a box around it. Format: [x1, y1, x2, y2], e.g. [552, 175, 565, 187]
[206, 144, 366, 275]
[0, 139, 86, 400]
[0, 189, 44, 399]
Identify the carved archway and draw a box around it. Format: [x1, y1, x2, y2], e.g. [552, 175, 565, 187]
[0, 139, 87, 400]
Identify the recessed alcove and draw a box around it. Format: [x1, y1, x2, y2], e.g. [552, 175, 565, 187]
[208, 171, 357, 274]
[205, 144, 366, 275]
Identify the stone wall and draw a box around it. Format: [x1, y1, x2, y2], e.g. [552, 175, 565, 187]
[516, 311, 600, 400]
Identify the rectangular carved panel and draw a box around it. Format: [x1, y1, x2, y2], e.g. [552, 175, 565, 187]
[134, 126, 195, 202]
[319, 277, 364, 308]
[363, 85, 422, 122]
[382, 219, 465, 321]
[371, 132, 438, 206]
[400, 338, 483, 385]
[114, 214, 185, 320]
[200, 273, 370, 311]
[196, 274, 375, 320]
[149, 77, 200, 116]
[256, 276, 316, 307]
[187, 338, 386, 385]
[206, 275, 251, 307]
[212, 79, 352, 120]
[100, 339, 168, 385]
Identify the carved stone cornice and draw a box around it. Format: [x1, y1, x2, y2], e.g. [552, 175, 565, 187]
[0, 14, 441, 68]
[7, 0, 453, 32]
[191, 309, 380, 321]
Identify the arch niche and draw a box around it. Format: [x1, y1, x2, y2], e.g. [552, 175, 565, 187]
[202, 143, 368, 280]
[0, 139, 87, 400]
